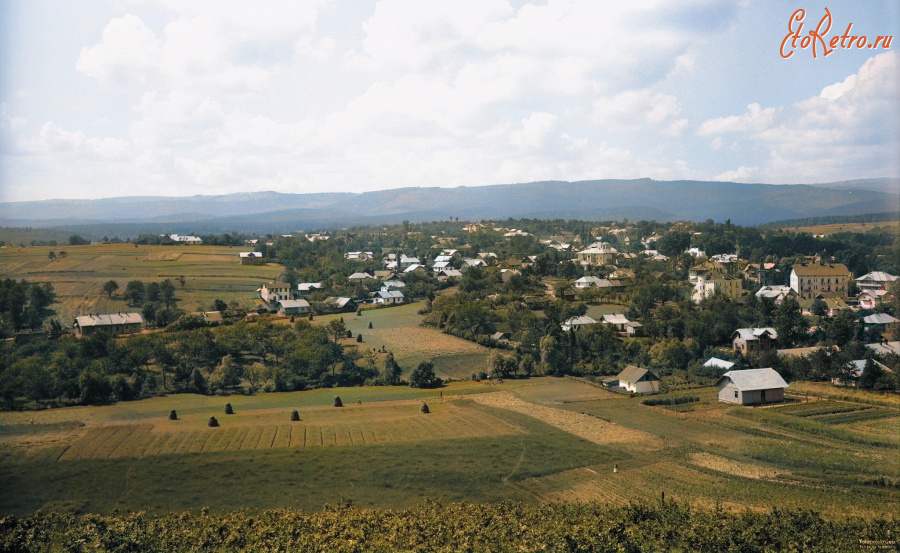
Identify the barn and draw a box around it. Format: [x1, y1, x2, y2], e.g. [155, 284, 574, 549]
[716, 368, 788, 405]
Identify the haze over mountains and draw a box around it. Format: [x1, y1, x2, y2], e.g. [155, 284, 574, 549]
[2, 178, 898, 234]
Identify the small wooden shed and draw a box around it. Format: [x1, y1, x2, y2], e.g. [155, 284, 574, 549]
[716, 368, 788, 405]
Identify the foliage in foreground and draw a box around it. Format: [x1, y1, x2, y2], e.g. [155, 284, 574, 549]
[1, 500, 896, 553]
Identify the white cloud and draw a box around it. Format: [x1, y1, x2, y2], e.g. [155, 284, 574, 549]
[698, 52, 899, 182]
[715, 166, 757, 182]
[593, 89, 688, 136]
[697, 103, 775, 136]
[510, 112, 558, 149]
[76, 15, 161, 86]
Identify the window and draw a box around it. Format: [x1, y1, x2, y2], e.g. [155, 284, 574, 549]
[734, 390, 738, 399]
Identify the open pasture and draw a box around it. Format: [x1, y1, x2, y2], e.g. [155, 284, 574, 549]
[57, 400, 521, 461]
[2, 378, 898, 518]
[0, 243, 283, 321]
[777, 220, 899, 236]
[317, 303, 492, 378]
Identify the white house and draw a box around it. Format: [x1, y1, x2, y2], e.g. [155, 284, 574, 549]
[561, 315, 598, 331]
[239, 252, 265, 265]
[755, 285, 797, 305]
[574, 276, 606, 289]
[617, 365, 661, 394]
[600, 313, 632, 332]
[732, 327, 778, 356]
[716, 368, 788, 405]
[381, 280, 406, 291]
[372, 290, 405, 305]
[169, 234, 202, 244]
[856, 271, 898, 293]
[259, 282, 293, 306]
[348, 272, 375, 280]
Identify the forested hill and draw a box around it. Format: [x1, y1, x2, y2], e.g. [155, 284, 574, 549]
[3, 178, 898, 231]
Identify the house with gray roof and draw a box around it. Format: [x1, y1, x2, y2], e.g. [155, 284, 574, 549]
[617, 365, 661, 394]
[277, 299, 310, 315]
[732, 327, 778, 356]
[74, 313, 144, 338]
[561, 315, 598, 331]
[716, 368, 788, 405]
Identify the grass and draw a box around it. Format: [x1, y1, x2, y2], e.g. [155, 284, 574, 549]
[0, 243, 284, 321]
[778, 220, 899, 236]
[786, 382, 900, 409]
[2, 378, 898, 519]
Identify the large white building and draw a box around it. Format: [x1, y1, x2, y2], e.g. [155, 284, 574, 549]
[789, 263, 850, 300]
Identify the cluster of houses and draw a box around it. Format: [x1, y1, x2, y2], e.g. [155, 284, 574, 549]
[604, 364, 791, 406]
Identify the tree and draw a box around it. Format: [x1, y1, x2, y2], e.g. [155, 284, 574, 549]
[774, 297, 808, 349]
[824, 310, 858, 348]
[177, 275, 186, 289]
[101, 280, 119, 299]
[124, 280, 146, 305]
[409, 360, 442, 389]
[160, 279, 176, 308]
[326, 319, 347, 342]
[47, 251, 56, 260]
[810, 299, 828, 318]
[68, 235, 90, 246]
[211, 298, 228, 312]
[381, 353, 403, 385]
[657, 231, 692, 258]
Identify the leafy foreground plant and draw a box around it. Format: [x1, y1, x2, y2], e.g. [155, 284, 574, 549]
[1, 500, 896, 553]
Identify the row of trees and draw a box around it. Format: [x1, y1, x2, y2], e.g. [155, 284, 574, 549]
[0, 279, 56, 335]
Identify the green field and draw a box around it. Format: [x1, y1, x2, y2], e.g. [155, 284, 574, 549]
[315, 303, 492, 379]
[2, 378, 897, 518]
[0, 243, 283, 322]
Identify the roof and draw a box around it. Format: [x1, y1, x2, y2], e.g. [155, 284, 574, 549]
[863, 313, 898, 325]
[601, 313, 630, 325]
[75, 313, 144, 327]
[867, 341, 900, 355]
[324, 297, 355, 307]
[239, 251, 263, 258]
[298, 282, 323, 291]
[857, 271, 898, 283]
[791, 263, 850, 277]
[703, 357, 735, 370]
[348, 272, 374, 279]
[733, 327, 778, 341]
[277, 299, 310, 309]
[717, 368, 788, 391]
[432, 261, 451, 269]
[403, 264, 423, 273]
[374, 290, 404, 299]
[755, 285, 793, 298]
[440, 269, 463, 277]
[617, 365, 660, 383]
[562, 315, 598, 327]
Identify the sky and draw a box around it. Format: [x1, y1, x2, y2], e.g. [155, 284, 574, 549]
[1, 0, 898, 202]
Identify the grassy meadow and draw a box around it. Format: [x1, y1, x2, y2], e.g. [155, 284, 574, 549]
[0, 243, 283, 322]
[2, 377, 897, 518]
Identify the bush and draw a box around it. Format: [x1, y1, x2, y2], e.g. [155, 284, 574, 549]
[642, 396, 700, 406]
[409, 361, 442, 389]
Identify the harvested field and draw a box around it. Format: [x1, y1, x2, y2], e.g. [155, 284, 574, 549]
[468, 392, 662, 449]
[688, 452, 783, 480]
[56, 401, 522, 461]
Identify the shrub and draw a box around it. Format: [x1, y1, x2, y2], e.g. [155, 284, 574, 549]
[642, 396, 700, 406]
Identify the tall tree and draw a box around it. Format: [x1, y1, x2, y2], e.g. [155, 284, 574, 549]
[774, 297, 809, 349]
[101, 280, 119, 299]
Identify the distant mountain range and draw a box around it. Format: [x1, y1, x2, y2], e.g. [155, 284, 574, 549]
[2, 178, 898, 235]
